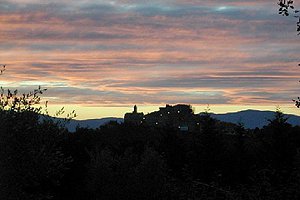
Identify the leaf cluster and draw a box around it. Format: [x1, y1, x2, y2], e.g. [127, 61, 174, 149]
[293, 97, 300, 108]
[278, 0, 300, 34]
[278, 0, 295, 16]
[0, 86, 47, 112]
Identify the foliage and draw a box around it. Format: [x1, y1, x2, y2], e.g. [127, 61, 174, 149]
[86, 147, 171, 200]
[0, 112, 72, 200]
[0, 86, 47, 112]
[278, 0, 300, 34]
[278, 0, 296, 16]
[0, 65, 73, 200]
[277, 1, 300, 109]
[66, 109, 298, 200]
[0, 101, 299, 200]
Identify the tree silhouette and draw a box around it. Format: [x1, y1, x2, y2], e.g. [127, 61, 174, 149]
[278, 0, 300, 34]
[277, 1, 300, 108]
[0, 64, 74, 200]
[0, 65, 47, 112]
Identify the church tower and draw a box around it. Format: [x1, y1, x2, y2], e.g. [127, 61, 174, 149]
[134, 105, 137, 113]
[124, 105, 144, 124]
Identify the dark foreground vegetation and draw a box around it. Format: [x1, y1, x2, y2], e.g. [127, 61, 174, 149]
[1, 107, 300, 200]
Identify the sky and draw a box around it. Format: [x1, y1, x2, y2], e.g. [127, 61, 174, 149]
[0, 0, 300, 119]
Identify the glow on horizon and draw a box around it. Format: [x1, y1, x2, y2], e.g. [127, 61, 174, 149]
[45, 104, 300, 120]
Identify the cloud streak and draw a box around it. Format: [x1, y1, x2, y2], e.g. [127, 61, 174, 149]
[0, 0, 299, 108]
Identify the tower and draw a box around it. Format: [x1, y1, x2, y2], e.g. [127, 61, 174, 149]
[134, 105, 137, 113]
[124, 105, 144, 125]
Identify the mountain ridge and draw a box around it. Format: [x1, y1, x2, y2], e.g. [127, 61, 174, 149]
[63, 110, 300, 131]
[65, 117, 123, 132]
[209, 109, 300, 129]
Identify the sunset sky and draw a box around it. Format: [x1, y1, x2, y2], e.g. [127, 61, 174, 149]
[1, 0, 300, 119]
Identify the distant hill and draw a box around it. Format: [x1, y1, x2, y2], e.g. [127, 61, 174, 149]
[209, 110, 300, 129]
[60, 110, 300, 132]
[65, 117, 123, 132]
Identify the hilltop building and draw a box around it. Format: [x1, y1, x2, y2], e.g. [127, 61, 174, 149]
[124, 104, 201, 132]
[124, 105, 144, 125]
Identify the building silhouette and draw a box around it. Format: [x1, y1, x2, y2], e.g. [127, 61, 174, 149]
[124, 104, 201, 132]
[124, 105, 144, 125]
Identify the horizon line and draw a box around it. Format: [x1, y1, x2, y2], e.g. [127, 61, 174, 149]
[42, 104, 300, 120]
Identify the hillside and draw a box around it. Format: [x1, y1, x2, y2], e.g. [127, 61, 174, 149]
[65, 117, 123, 132]
[63, 110, 300, 131]
[210, 110, 300, 129]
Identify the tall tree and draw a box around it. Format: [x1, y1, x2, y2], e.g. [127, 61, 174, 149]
[0, 65, 72, 200]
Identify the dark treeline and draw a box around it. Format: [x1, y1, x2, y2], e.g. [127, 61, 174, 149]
[1, 109, 300, 200]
